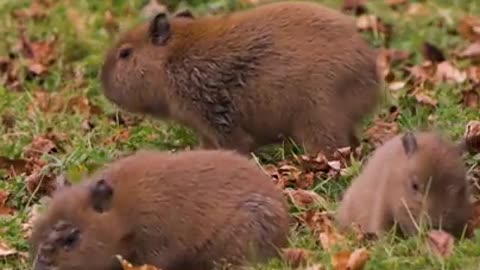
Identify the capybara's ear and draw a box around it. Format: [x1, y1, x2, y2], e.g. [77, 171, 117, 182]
[175, 9, 194, 19]
[89, 179, 113, 213]
[149, 12, 171, 46]
[401, 132, 417, 157]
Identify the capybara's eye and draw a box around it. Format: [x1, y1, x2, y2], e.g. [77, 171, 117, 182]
[118, 45, 133, 60]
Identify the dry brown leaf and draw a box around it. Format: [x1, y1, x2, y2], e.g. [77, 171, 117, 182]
[25, 170, 57, 196]
[459, 16, 480, 42]
[29, 89, 66, 114]
[68, 96, 90, 114]
[116, 255, 162, 270]
[434, 61, 467, 84]
[12, 0, 48, 20]
[0, 56, 22, 91]
[406, 3, 430, 17]
[0, 190, 15, 216]
[385, 0, 407, 7]
[365, 116, 400, 147]
[18, 25, 57, 77]
[300, 211, 345, 250]
[332, 251, 351, 270]
[356, 15, 389, 34]
[464, 120, 480, 154]
[426, 230, 454, 258]
[304, 264, 325, 270]
[103, 129, 132, 146]
[23, 135, 57, 160]
[0, 240, 17, 257]
[412, 88, 438, 108]
[284, 188, 327, 208]
[141, 0, 167, 19]
[462, 88, 479, 108]
[0, 156, 28, 177]
[466, 66, 480, 84]
[376, 49, 410, 82]
[342, 0, 367, 15]
[332, 248, 370, 270]
[104, 10, 120, 37]
[408, 62, 436, 84]
[347, 248, 370, 270]
[458, 42, 480, 61]
[422, 42, 445, 63]
[66, 7, 87, 36]
[282, 248, 313, 268]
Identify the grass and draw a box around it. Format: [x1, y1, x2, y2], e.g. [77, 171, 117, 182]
[0, 0, 480, 269]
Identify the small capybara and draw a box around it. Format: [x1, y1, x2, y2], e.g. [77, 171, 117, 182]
[100, 1, 382, 156]
[336, 131, 473, 238]
[29, 150, 290, 270]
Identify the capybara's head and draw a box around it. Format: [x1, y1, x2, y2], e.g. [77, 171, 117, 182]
[30, 179, 129, 270]
[392, 132, 473, 237]
[101, 12, 185, 117]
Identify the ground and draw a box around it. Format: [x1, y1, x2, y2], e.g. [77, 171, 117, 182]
[0, 0, 480, 269]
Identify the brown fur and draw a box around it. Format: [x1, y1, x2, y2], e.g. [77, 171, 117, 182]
[100, 1, 382, 156]
[29, 150, 290, 270]
[336, 131, 473, 238]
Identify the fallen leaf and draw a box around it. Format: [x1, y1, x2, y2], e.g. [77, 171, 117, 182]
[434, 61, 467, 84]
[411, 87, 438, 108]
[342, 0, 367, 15]
[0, 55, 22, 91]
[422, 42, 445, 63]
[464, 120, 480, 154]
[300, 210, 345, 250]
[23, 135, 58, 160]
[67, 95, 93, 115]
[462, 88, 479, 108]
[0, 240, 17, 257]
[466, 66, 480, 83]
[1, 110, 17, 130]
[365, 115, 400, 147]
[104, 10, 120, 37]
[116, 255, 162, 270]
[282, 248, 313, 268]
[332, 251, 351, 270]
[18, 25, 57, 77]
[66, 7, 88, 37]
[347, 248, 370, 270]
[25, 169, 57, 196]
[459, 16, 480, 42]
[458, 42, 480, 61]
[103, 129, 132, 146]
[0, 190, 15, 216]
[406, 3, 430, 17]
[376, 49, 411, 82]
[0, 156, 29, 177]
[29, 89, 66, 114]
[284, 188, 327, 208]
[388, 81, 406, 91]
[407, 62, 436, 85]
[332, 248, 370, 270]
[12, 0, 48, 20]
[356, 15, 389, 34]
[304, 264, 325, 270]
[385, 0, 407, 7]
[426, 230, 454, 258]
[141, 0, 167, 19]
